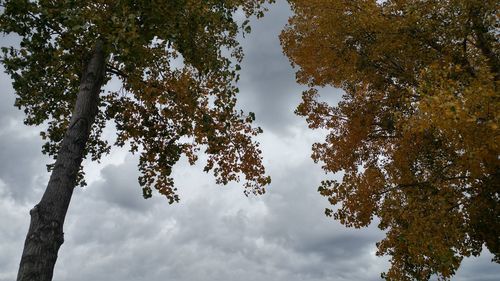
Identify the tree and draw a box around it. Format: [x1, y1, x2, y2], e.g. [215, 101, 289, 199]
[281, 0, 499, 279]
[0, 1, 273, 280]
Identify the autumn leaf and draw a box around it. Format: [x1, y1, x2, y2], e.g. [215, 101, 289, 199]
[281, 0, 499, 279]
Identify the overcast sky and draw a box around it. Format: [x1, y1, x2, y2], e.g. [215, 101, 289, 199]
[1, 2, 498, 281]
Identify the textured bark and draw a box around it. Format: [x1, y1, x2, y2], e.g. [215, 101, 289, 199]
[17, 41, 105, 281]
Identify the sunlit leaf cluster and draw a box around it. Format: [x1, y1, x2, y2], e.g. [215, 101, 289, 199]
[281, 0, 499, 279]
[0, 0, 272, 202]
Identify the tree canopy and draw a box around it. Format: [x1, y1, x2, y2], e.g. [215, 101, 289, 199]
[281, 0, 499, 279]
[1, 0, 273, 203]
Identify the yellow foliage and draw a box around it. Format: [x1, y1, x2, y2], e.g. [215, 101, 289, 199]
[282, 0, 499, 279]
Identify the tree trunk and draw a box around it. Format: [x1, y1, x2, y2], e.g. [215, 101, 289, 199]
[16, 41, 106, 281]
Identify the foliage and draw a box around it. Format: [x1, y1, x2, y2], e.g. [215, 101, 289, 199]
[0, 0, 272, 203]
[281, 0, 499, 279]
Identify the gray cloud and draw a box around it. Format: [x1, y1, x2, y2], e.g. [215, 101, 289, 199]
[89, 157, 151, 212]
[237, 1, 345, 136]
[0, 65, 50, 203]
[237, 1, 307, 136]
[38, 132, 383, 281]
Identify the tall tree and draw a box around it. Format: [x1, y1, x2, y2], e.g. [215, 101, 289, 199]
[0, 1, 273, 280]
[281, 0, 498, 280]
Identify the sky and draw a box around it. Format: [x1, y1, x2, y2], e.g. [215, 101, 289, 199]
[1, 2, 499, 281]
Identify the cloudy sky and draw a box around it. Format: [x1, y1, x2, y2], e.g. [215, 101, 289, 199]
[1, 2, 498, 281]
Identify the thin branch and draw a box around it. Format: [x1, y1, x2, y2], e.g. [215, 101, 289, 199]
[106, 63, 128, 78]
